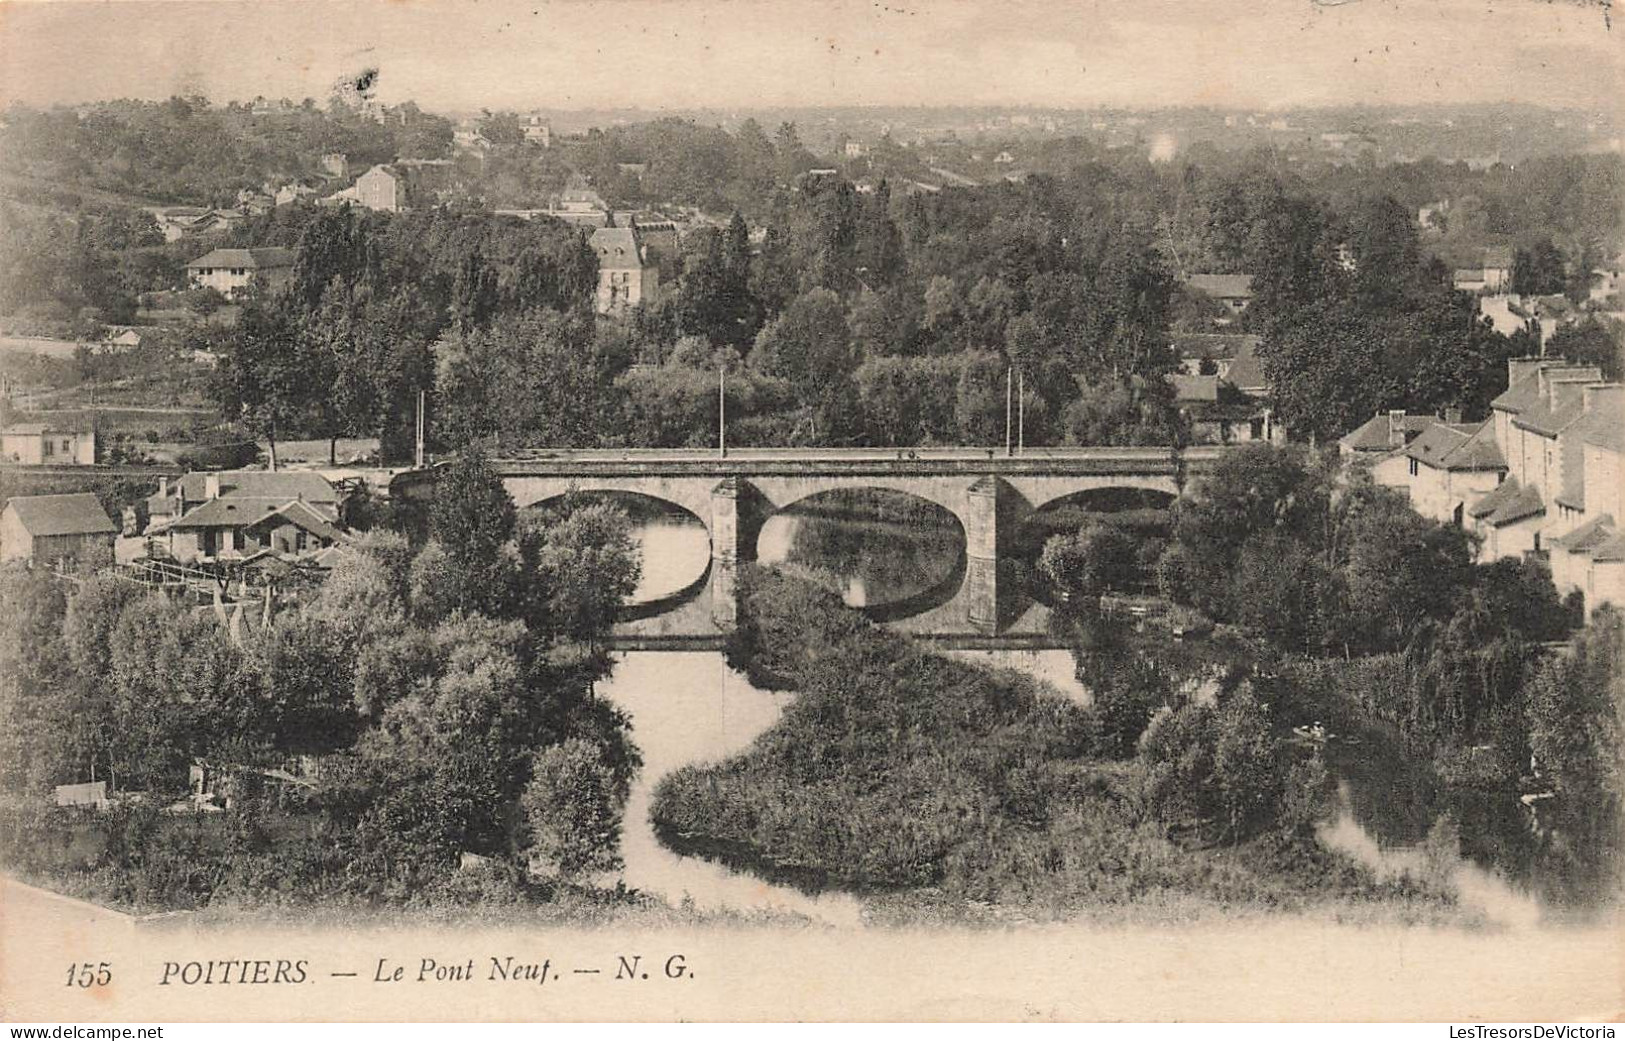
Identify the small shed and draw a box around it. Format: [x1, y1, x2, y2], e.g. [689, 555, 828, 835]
[0, 492, 117, 566]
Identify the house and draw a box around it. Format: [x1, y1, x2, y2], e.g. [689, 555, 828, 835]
[146, 470, 341, 563]
[1368, 415, 1505, 527]
[1365, 356, 1625, 617]
[1181, 273, 1254, 315]
[0, 493, 117, 566]
[1338, 410, 1438, 458]
[1476, 294, 1531, 337]
[1168, 371, 1279, 445]
[186, 247, 295, 299]
[1, 421, 96, 465]
[844, 140, 868, 158]
[353, 164, 406, 212]
[103, 328, 144, 350]
[1453, 246, 1514, 292]
[1418, 200, 1450, 230]
[150, 206, 215, 242]
[1172, 334, 1261, 379]
[522, 115, 551, 147]
[273, 182, 319, 207]
[453, 128, 490, 152]
[319, 153, 350, 180]
[554, 185, 608, 213]
[589, 225, 660, 313]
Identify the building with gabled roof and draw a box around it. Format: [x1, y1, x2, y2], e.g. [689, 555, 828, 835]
[1360, 356, 1625, 617]
[186, 247, 295, 299]
[1369, 416, 1506, 528]
[2, 420, 96, 465]
[1181, 273, 1254, 314]
[0, 493, 117, 566]
[146, 470, 341, 564]
[1338, 410, 1438, 456]
[589, 224, 660, 314]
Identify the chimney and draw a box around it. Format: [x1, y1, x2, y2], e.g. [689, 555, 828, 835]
[205, 473, 221, 500]
[1582, 383, 1623, 415]
[1388, 410, 1407, 448]
[1550, 377, 1590, 414]
[1445, 407, 1462, 425]
[1506, 356, 1543, 391]
[157, 476, 169, 496]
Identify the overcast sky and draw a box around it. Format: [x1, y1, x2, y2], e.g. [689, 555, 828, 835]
[1, 0, 1621, 113]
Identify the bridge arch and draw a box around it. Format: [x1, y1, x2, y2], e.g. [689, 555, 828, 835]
[503, 475, 719, 538]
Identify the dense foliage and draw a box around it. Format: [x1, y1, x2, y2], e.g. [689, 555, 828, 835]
[650, 566, 1448, 917]
[0, 454, 642, 908]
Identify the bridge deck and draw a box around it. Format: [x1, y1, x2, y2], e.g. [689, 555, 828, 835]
[485, 445, 1222, 477]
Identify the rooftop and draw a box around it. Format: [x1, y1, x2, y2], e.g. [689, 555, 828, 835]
[3, 493, 116, 537]
[147, 470, 338, 514]
[1182, 273, 1254, 299]
[590, 226, 648, 269]
[1551, 514, 1616, 553]
[186, 247, 296, 271]
[1402, 420, 1505, 472]
[1339, 411, 1436, 452]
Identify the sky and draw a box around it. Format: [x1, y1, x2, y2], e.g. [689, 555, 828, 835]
[0, 0, 1621, 113]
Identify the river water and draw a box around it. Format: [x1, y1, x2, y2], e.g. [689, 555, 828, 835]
[595, 491, 1561, 924]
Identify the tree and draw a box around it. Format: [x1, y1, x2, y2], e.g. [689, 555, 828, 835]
[434, 308, 622, 449]
[425, 448, 519, 618]
[749, 288, 855, 436]
[1546, 316, 1624, 381]
[1511, 239, 1568, 297]
[1525, 607, 1622, 805]
[1341, 485, 1475, 652]
[1038, 520, 1136, 606]
[517, 499, 641, 644]
[1173, 443, 1332, 569]
[209, 300, 308, 471]
[520, 738, 624, 877]
[1211, 684, 1281, 839]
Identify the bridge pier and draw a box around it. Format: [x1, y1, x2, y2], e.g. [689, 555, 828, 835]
[965, 476, 1001, 634]
[710, 478, 743, 630]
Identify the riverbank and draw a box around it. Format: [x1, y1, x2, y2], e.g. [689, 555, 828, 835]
[647, 567, 1493, 927]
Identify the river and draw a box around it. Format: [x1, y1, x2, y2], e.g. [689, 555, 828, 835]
[593, 489, 1566, 924]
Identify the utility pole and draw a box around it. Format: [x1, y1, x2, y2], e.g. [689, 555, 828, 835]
[415, 390, 426, 470]
[718, 365, 727, 458]
[1018, 368, 1025, 455]
[1005, 366, 1013, 457]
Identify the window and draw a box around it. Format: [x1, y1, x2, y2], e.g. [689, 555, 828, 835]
[1533, 532, 1541, 553]
[1409, 458, 1419, 477]
[231, 529, 244, 552]
[42, 440, 53, 457]
[61, 439, 71, 453]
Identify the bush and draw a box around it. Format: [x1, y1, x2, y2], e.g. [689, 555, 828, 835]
[520, 739, 624, 879]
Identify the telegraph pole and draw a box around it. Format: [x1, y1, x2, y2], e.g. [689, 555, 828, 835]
[1005, 366, 1013, 457]
[1018, 368, 1025, 455]
[718, 366, 727, 458]
[415, 390, 426, 470]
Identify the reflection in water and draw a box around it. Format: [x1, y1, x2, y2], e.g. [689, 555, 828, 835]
[945, 648, 1091, 706]
[1318, 782, 1542, 930]
[596, 648, 1084, 921]
[596, 651, 864, 925]
[532, 493, 711, 607]
[629, 520, 710, 604]
[756, 491, 964, 614]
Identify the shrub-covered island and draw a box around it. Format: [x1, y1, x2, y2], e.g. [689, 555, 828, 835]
[653, 566, 1476, 924]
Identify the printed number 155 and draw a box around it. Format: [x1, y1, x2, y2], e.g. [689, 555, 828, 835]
[66, 962, 112, 987]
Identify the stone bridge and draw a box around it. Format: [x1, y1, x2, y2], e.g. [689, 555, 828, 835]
[392, 446, 1225, 634]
